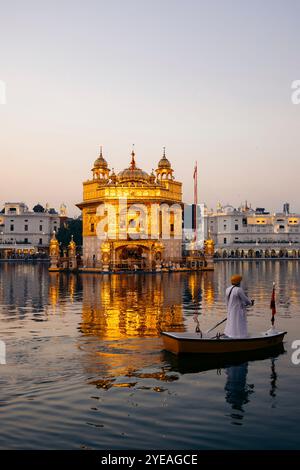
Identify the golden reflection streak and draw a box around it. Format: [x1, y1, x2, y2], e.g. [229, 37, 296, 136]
[77, 274, 185, 378]
[80, 274, 184, 340]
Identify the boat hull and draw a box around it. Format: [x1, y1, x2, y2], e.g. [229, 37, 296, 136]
[164, 343, 285, 374]
[161, 331, 287, 355]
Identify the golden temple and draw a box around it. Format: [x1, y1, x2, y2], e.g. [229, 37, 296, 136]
[76, 147, 186, 272]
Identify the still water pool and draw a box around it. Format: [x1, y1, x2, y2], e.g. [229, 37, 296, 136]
[0, 261, 300, 449]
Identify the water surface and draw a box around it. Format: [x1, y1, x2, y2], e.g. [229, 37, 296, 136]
[0, 261, 299, 449]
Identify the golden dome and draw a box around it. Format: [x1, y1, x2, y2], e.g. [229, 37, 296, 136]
[117, 149, 150, 183]
[118, 167, 150, 181]
[157, 148, 171, 169]
[94, 147, 108, 169]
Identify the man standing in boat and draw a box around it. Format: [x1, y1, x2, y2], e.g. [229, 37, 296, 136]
[224, 275, 254, 338]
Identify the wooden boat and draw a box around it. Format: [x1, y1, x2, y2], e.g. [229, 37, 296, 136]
[161, 330, 287, 355]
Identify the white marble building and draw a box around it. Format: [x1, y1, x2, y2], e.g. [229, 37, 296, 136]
[0, 202, 62, 258]
[204, 203, 300, 258]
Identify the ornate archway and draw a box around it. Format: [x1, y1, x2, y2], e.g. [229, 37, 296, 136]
[112, 241, 159, 271]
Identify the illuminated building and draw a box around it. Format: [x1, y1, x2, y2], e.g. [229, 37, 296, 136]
[77, 147, 183, 271]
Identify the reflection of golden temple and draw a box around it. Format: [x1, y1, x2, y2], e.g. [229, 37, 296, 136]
[203, 274, 215, 306]
[68, 273, 76, 302]
[47, 272, 79, 313]
[80, 274, 184, 340]
[187, 273, 201, 303]
[48, 272, 60, 310]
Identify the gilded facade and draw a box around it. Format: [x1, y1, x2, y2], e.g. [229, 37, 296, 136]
[77, 148, 183, 271]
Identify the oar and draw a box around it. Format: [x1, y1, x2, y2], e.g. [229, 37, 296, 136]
[205, 317, 227, 335]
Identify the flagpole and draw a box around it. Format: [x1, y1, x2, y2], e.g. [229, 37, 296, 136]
[193, 161, 198, 245]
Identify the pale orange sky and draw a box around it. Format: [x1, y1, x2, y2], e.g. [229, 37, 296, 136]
[1, 0, 300, 216]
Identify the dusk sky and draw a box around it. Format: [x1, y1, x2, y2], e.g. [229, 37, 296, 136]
[1, 0, 300, 216]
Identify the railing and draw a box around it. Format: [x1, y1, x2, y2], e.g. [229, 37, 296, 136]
[232, 240, 299, 244]
[111, 260, 148, 271]
[0, 241, 32, 245]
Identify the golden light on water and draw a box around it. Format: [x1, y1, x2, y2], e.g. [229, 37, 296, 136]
[80, 274, 184, 340]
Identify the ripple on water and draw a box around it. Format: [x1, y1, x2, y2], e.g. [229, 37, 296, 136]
[0, 262, 300, 449]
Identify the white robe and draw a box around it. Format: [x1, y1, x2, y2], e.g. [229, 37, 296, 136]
[224, 286, 251, 338]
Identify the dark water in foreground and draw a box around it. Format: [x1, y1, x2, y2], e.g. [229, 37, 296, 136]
[0, 261, 300, 450]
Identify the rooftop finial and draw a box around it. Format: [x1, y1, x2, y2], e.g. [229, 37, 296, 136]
[163, 146, 166, 158]
[100, 145, 103, 157]
[130, 144, 136, 169]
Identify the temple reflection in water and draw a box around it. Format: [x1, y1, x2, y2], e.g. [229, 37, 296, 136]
[41, 260, 300, 333]
[80, 273, 185, 339]
[0, 262, 290, 436]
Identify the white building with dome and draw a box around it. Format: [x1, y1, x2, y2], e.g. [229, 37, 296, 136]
[205, 202, 300, 258]
[0, 202, 63, 258]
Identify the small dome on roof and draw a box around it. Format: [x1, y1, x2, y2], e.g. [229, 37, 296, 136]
[118, 149, 150, 182]
[94, 147, 108, 169]
[118, 167, 150, 182]
[157, 147, 171, 169]
[33, 203, 45, 213]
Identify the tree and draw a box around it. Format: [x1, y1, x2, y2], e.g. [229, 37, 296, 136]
[57, 218, 83, 249]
